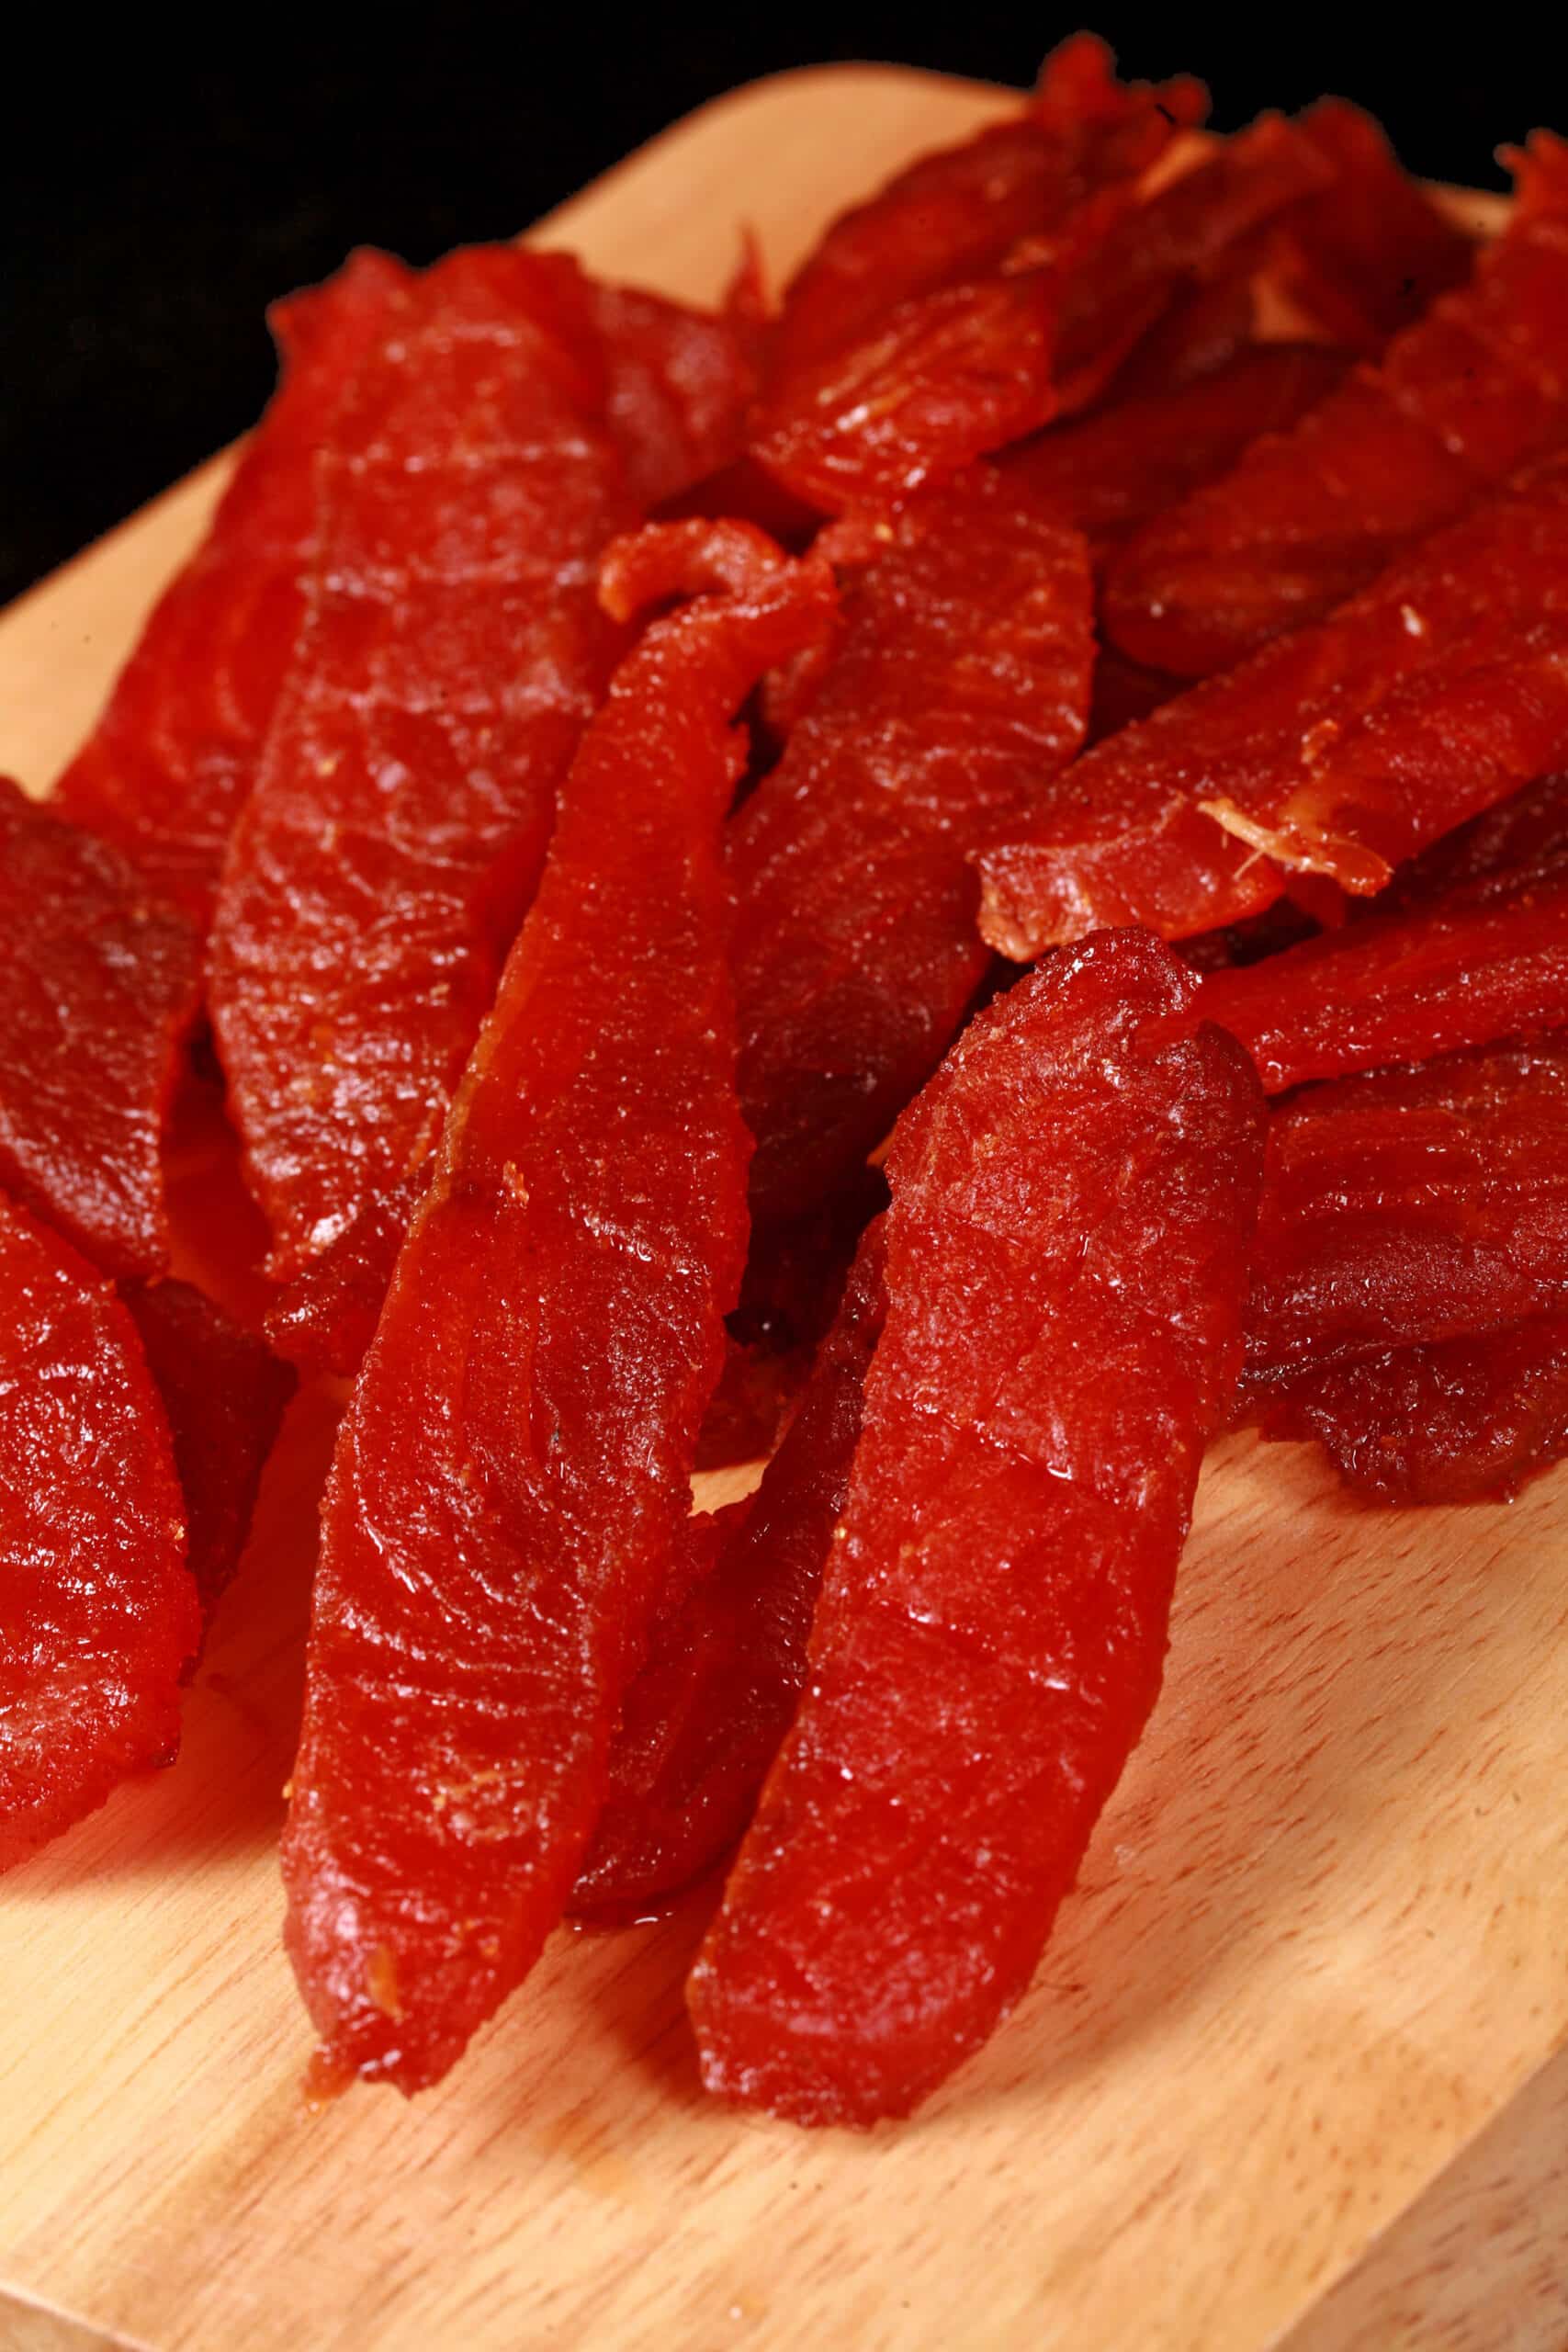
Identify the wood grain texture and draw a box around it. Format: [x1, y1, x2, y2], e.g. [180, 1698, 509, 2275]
[0, 65, 1562, 2352]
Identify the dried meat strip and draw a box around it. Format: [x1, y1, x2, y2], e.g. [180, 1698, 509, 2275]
[691, 932, 1265, 2126]
[1379, 768, 1568, 910]
[281, 521, 836, 2094]
[209, 247, 637, 1374]
[0, 1193, 197, 1871]
[594, 282, 757, 508]
[54, 252, 410, 926]
[1104, 135, 1568, 678]
[0, 775, 201, 1281]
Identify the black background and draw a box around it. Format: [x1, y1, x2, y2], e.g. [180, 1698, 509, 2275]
[7, 6, 1567, 607]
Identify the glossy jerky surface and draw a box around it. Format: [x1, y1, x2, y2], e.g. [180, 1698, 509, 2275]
[0, 775, 201, 1281]
[281, 521, 837, 2093]
[1245, 1042, 1568, 1382]
[1104, 136, 1568, 677]
[209, 247, 637, 1373]
[691, 933, 1266, 2126]
[0, 1193, 197, 1871]
[977, 451, 1568, 957]
[54, 252, 410, 926]
[732, 469, 1093, 1227]
[574, 1221, 886, 1920]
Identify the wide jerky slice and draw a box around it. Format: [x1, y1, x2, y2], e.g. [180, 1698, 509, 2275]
[1244, 1041, 1568, 1383]
[999, 342, 1350, 553]
[0, 1193, 197, 1871]
[1269, 99, 1475, 354]
[1196, 859, 1568, 1091]
[209, 247, 636, 1374]
[691, 933, 1266, 2128]
[733, 469, 1092, 1228]
[977, 451, 1568, 958]
[575, 1220, 887, 1920]
[123, 1280, 295, 1634]
[281, 521, 837, 2094]
[1252, 1319, 1568, 1505]
[0, 775, 201, 1280]
[594, 282, 756, 508]
[1103, 135, 1568, 678]
[54, 252, 410, 926]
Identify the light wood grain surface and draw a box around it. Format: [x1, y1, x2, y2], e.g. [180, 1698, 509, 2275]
[1, 64, 1563, 2352]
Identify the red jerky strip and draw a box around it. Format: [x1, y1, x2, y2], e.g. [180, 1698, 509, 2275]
[1101, 242, 1262, 401]
[1245, 1041, 1568, 1383]
[691, 933, 1266, 2127]
[1252, 1320, 1568, 1506]
[978, 452, 1568, 958]
[732, 469, 1092, 1227]
[1381, 769, 1568, 910]
[209, 247, 637, 1374]
[1104, 136, 1568, 678]
[123, 1281, 294, 1636]
[1269, 99, 1476, 354]
[281, 521, 837, 2094]
[54, 252, 409, 926]
[0, 1193, 197, 1871]
[1196, 860, 1568, 1091]
[0, 775, 201, 1281]
[574, 1220, 886, 1921]
[999, 342, 1350, 553]
[594, 282, 756, 508]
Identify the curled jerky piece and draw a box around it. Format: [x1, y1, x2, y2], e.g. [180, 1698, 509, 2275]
[282, 521, 836, 2094]
[0, 1193, 197, 1871]
[123, 1281, 295, 1637]
[209, 247, 637, 1374]
[55, 251, 409, 926]
[1196, 859, 1568, 1091]
[574, 1220, 886, 1921]
[733, 469, 1092, 1227]
[978, 451, 1568, 957]
[0, 775, 201, 1280]
[1245, 1041, 1568, 1384]
[692, 932, 1266, 2127]
[1104, 135, 1568, 678]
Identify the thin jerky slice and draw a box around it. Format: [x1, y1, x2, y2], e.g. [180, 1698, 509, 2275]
[0, 775, 201, 1280]
[209, 246, 637, 1374]
[1104, 135, 1568, 677]
[123, 1281, 295, 1636]
[281, 521, 837, 2095]
[575, 1220, 886, 1920]
[1245, 1041, 1568, 1383]
[54, 251, 410, 926]
[977, 451, 1568, 958]
[0, 1193, 197, 1871]
[733, 469, 1092, 1227]
[594, 282, 756, 508]
[1252, 1320, 1568, 1505]
[1196, 859, 1568, 1091]
[691, 932, 1266, 2127]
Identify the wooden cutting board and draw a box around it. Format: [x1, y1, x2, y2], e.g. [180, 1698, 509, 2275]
[1, 64, 1563, 2352]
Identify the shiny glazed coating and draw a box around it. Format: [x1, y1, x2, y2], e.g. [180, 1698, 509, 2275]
[54, 252, 410, 927]
[0, 775, 202, 1280]
[0, 1193, 197, 1871]
[281, 521, 837, 2093]
[1104, 136, 1568, 677]
[574, 1221, 886, 1920]
[691, 933, 1267, 2126]
[733, 469, 1093, 1227]
[209, 247, 637, 1373]
[977, 450, 1568, 958]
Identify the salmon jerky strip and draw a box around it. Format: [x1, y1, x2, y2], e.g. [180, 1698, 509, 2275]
[1104, 135, 1568, 678]
[593, 281, 757, 509]
[732, 469, 1092, 1228]
[1379, 768, 1568, 910]
[54, 252, 410, 927]
[978, 449, 1568, 958]
[209, 247, 637, 1375]
[0, 1193, 197, 1871]
[281, 522, 836, 2094]
[691, 932, 1265, 2127]
[0, 776, 201, 1281]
